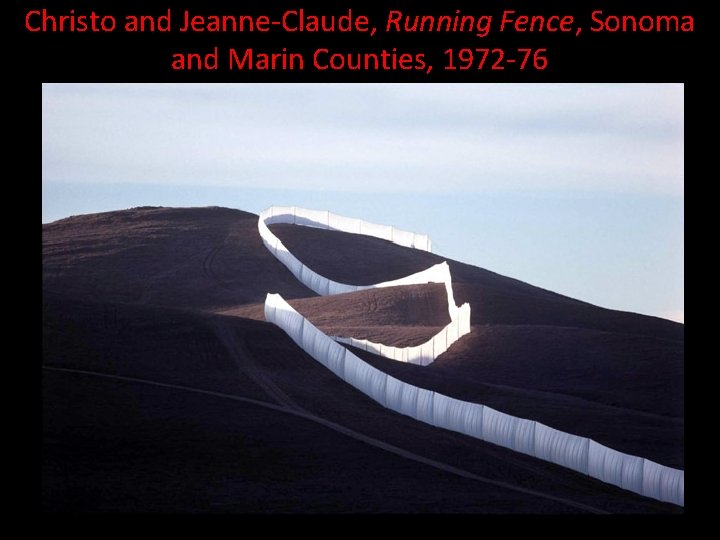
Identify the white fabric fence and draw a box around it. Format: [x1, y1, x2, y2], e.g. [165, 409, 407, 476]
[259, 206, 471, 365]
[332, 302, 471, 367]
[261, 205, 431, 251]
[264, 293, 684, 507]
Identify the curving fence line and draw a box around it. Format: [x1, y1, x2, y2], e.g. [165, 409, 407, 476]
[264, 293, 684, 507]
[257, 206, 684, 507]
[258, 206, 471, 366]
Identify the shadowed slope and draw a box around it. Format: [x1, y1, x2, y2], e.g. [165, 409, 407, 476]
[42, 206, 683, 512]
[43, 206, 313, 310]
[271, 223, 683, 341]
[42, 293, 679, 513]
[223, 283, 450, 346]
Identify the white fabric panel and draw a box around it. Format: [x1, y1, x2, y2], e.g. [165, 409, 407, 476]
[306, 269, 329, 296]
[432, 327, 448, 357]
[535, 423, 590, 474]
[264, 297, 277, 324]
[588, 440, 612, 484]
[268, 297, 293, 330]
[265, 292, 281, 310]
[360, 220, 393, 241]
[257, 218, 273, 241]
[459, 304, 472, 336]
[444, 397, 467, 433]
[431, 392, 451, 427]
[367, 366, 388, 407]
[432, 394, 470, 434]
[343, 352, 387, 406]
[420, 341, 434, 366]
[310, 332, 333, 369]
[270, 206, 296, 220]
[262, 235, 279, 253]
[321, 342, 346, 377]
[343, 350, 367, 393]
[621, 454, 646, 494]
[398, 382, 419, 418]
[385, 376, 406, 411]
[317, 277, 331, 296]
[338, 337, 354, 348]
[295, 208, 330, 229]
[447, 319, 460, 346]
[664, 466, 684, 506]
[353, 358, 376, 398]
[352, 361, 377, 403]
[267, 294, 305, 348]
[305, 268, 319, 293]
[588, 441, 645, 494]
[259, 208, 276, 225]
[514, 419, 537, 457]
[273, 242, 292, 268]
[328, 212, 362, 234]
[643, 460, 663, 502]
[461, 403, 484, 438]
[326, 280, 343, 295]
[391, 228, 415, 249]
[275, 243, 303, 277]
[415, 388, 435, 424]
[264, 214, 283, 225]
[482, 406, 520, 449]
[266, 209, 296, 226]
[642, 460, 684, 506]
[642, 459, 685, 506]
[301, 319, 323, 358]
[282, 310, 305, 347]
[327, 280, 355, 295]
[444, 289, 458, 320]
[534, 423, 563, 467]
[413, 234, 431, 252]
[299, 263, 312, 286]
[393, 228, 415, 248]
[299, 318, 317, 351]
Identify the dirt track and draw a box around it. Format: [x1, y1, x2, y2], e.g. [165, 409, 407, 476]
[44, 365, 609, 514]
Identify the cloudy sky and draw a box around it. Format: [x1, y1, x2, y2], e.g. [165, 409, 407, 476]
[42, 83, 684, 322]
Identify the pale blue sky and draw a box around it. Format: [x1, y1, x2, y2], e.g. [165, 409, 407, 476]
[42, 83, 684, 322]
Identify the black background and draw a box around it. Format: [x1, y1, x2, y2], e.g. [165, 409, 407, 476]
[15, 0, 701, 81]
[26, 0, 697, 524]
